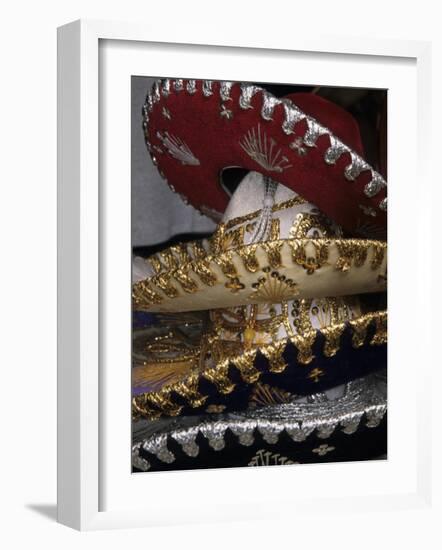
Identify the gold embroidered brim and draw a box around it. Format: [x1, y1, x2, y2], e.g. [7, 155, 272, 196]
[133, 238, 387, 313]
[132, 310, 387, 420]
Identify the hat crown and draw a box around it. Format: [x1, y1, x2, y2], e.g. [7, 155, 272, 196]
[220, 172, 343, 245]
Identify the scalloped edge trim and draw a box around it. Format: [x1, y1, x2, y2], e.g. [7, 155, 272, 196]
[132, 310, 387, 420]
[143, 79, 387, 213]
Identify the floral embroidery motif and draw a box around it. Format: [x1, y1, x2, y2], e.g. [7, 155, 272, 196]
[220, 103, 233, 120]
[289, 136, 308, 156]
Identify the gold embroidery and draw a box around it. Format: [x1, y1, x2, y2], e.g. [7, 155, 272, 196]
[203, 360, 236, 394]
[214, 251, 238, 278]
[289, 240, 329, 274]
[132, 396, 162, 421]
[248, 383, 292, 407]
[322, 324, 346, 357]
[210, 224, 226, 255]
[149, 256, 163, 275]
[205, 404, 226, 413]
[132, 281, 163, 308]
[237, 244, 260, 272]
[250, 267, 298, 302]
[260, 340, 288, 373]
[349, 315, 373, 348]
[371, 243, 386, 270]
[232, 349, 261, 383]
[225, 278, 245, 293]
[192, 261, 217, 286]
[269, 218, 280, 241]
[191, 241, 207, 261]
[160, 249, 179, 270]
[262, 240, 284, 269]
[224, 196, 307, 231]
[308, 367, 325, 383]
[145, 391, 183, 416]
[133, 240, 387, 310]
[371, 314, 387, 345]
[174, 269, 198, 293]
[132, 311, 387, 419]
[153, 273, 179, 298]
[132, 359, 195, 392]
[335, 239, 369, 272]
[173, 372, 207, 408]
[219, 226, 245, 252]
[289, 211, 337, 239]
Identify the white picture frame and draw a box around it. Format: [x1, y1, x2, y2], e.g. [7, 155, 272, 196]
[57, 19, 433, 531]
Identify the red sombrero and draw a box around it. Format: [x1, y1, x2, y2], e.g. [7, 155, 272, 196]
[143, 79, 387, 237]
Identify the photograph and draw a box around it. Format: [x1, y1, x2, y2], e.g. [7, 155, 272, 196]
[131, 78, 388, 472]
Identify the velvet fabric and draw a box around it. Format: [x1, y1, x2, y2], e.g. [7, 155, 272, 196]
[132, 312, 387, 417]
[133, 416, 387, 472]
[145, 81, 387, 236]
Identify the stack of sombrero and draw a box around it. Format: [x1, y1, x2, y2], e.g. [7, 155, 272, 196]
[131, 79, 387, 471]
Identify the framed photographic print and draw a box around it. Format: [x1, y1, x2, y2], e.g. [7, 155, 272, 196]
[57, 19, 432, 530]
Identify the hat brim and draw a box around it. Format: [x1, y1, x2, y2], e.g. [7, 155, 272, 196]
[132, 310, 387, 419]
[132, 372, 387, 471]
[133, 238, 387, 313]
[143, 79, 387, 236]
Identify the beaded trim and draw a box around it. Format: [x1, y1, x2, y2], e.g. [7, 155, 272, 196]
[143, 79, 387, 213]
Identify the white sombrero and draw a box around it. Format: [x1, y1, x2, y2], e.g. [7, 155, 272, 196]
[133, 172, 387, 313]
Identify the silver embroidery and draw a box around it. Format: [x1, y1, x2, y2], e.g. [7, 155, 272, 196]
[202, 80, 213, 96]
[304, 119, 328, 147]
[344, 153, 370, 181]
[131, 452, 151, 472]
[379, 197, 387, 211]
[365, 174, 386, 198]
[312, 443, 335, 456]
[240, 124, 292, 173]
[144, 79, 388, 215]
[248, 449, 297, 466]
[282, 100, 304, 134]
[162, 107, 171, 120]
[173, 428, 199, 457]
[239, 84, 260, 109]
[152, 80, 161, 103]
[145, 92, 154, 113]
[132, 373, 387, 466]
[141, 433, 174, 463]
[186, 79, 197, 94]
[359, 204, 377, 217]
[324, 135, 350, 164]
[174, 79, 184, 92]
[220, 104, 233, 120]
[157, 131, 200, 166]
[261, 91, 282, 121]
[289, 137, 307, 156]
[220, 81, 233, 101]
[161, 78, 170, 97]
